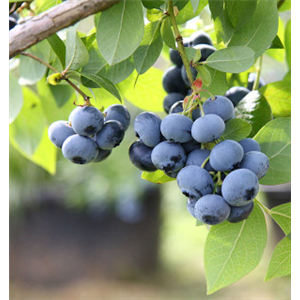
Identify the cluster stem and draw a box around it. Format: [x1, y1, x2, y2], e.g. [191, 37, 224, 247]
[167, 0, 194, 86]
[19, 51, 90, 102]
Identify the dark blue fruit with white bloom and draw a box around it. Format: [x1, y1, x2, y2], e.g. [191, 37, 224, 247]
[93, 148, 112, 162]
[247, 72, 265, 90]
[210, 140, 244, 172]
[239, 151, 270, 179]
[194, 194, 231, 225]
[191, 114, 225, 143]
[129, 140, 157, 172]
[163, 92, 185, 113]
[169, 101, 201, 120]
[238, 138, 261, 153]
[224, 86, 250, 106]
[162, 66, 189, 94]
[134, 112, 162, 147]
[190, 30, 213, 46]
[95, 120, 125, 150]
[62, 134, 99, 164]
[227, 201, 254, 223]
[151, 141, 187, 173]
[203, 95, 235, 121]
[70, 106, 104, 136]
[221, 169, 259, 206]
[104, 104, 131, 131]
[176, 165, 214, 199]
[186, 148, 214, 172]
[187, 198, 198, 218]
[48, 120, 76, 148]
[160, 113, 193, 143]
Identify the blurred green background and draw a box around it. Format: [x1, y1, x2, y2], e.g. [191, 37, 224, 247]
[9, 5, 291, 300]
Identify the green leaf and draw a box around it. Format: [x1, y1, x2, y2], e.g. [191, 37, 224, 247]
[253, 117, 291, 185]
[146, 8, 164, 22]
[269, 202, 291, 235]
[37, 78, 75, 124]
[134, 21, 163, 75]
[190, 0, 200, 14]
[201, 66, 229, 99]
[9, 87, 47, 157]
[141, 170, 176, 184]
[204, 202, 267, 294]
[142, 0, 165, 9]
[47, 33, 66, 69]
[278, 0, 291, 12]
[176, 0, 208, 25]
[224, 0, 257, 29]
[160, 17, 176, 49]
[9, 73, 23, 123]
[228, 0, 278, 58]
[222, 118, 252, 141]
[10, 127, 57, 175]
[269, 35, 285, 49]
[118, 68, 166, 112]
[235, 90, 273, 137]
[96, 0, 144, 65]
[259, 80, 291, 117]
[285, 19, 300, 69]
[195, 65, 211, 86]
[265, 236, 291, 281]
[204, 46, 255, 73]
[79, 71, 122, 102]
[19, 40, 50, 85]
[208, 0, 234, 44]
[65, 29, 89, 71]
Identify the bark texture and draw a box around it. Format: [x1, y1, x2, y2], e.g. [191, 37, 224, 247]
[9, 0, 121, 59]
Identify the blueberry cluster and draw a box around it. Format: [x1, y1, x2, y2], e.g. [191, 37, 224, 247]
[129, 91, 269, 225]
[162, 30, 216, 113]
[48, 104, 130, 164]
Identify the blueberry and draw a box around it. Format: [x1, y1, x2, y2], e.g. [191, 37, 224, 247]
[6, 16, 18, 30]
[93, 148, 112, 162]
[69, 106, 104, 136]
[169, 38, 192, 67]
[187, 198, 198, 218]
[203, 95, 235, 121]
[176, 165, 214, 199]
[186, 148, 214, 172]
[134, 112, 162, 147]
[210, 140, 244, 172]
[162, 66, 189, 94]
[48, 120, 76, 148]
[227, 201, 254, 223]
[160, 114, 193, 143]
[224, 86, 250, 107]
[238, 138, 261, 153]
[190, 30, 213, 46]
[181, 139, 201, 153]
[194, 194, 231, 225]
[151, 141, 187, 173]
[104, 104, 131, 131]
[239, 151, 270, 179]
[221, 169, 259, 206]
[191, 114, 225, 143]
[95, 120, 125, 150]
[193, 44, 216, 62]
[62, 134, 99, 164]
[128, 140, 157, 172]
[163, 93, 185, 113]
[169, 48, 183, 67]
[247, 73, 265, 90]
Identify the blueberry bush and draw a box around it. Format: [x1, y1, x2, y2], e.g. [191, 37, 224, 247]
[9, 0, 291, 294]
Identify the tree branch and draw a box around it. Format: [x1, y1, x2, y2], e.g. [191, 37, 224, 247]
[9, 0, 121, 59]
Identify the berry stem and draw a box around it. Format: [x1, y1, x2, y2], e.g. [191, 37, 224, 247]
[20, 51, 90, 102]
[252, 55, 263, 91]
[201, 155, 210, 169]
[167, 0, 194, 86]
